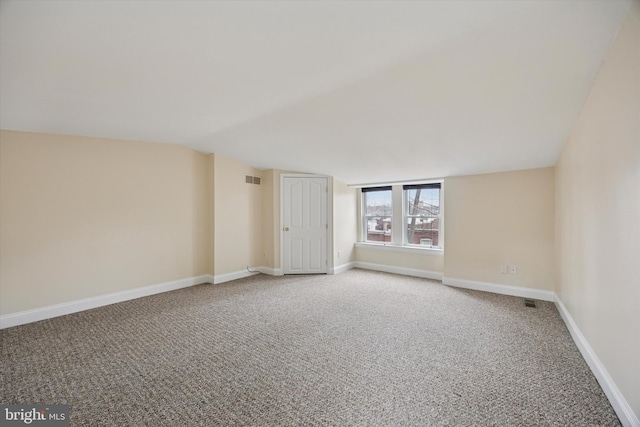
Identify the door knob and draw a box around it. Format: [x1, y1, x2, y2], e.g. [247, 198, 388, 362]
[284, 227, 289, 231]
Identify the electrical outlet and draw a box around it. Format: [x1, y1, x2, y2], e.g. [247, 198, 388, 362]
[500, 265, 508, 274]
[510, 265, 517, 275]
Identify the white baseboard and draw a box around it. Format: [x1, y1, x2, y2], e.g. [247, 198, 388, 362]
[333, 262, 356, 275]
[256, 266, 282, 276]
[554, 297, 639, 427]
[442, 276, 555, 302]
[354, 262, 443, 281]
[213, 269, 260, 284]
[0, 274, 214, 330]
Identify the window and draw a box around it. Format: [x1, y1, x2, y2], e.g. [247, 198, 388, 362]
[404, 183, 441, 248]
[360, 182, 443, 251]
[362, 186, 392, 243]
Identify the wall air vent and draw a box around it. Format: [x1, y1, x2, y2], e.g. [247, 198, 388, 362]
[253, 177, 261, 185]
[245, 175, 253, 184]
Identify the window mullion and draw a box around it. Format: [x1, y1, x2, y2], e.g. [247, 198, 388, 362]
[391, 185, 403, 246]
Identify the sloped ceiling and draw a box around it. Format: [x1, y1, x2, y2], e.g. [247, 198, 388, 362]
[0, 0, 631, 184]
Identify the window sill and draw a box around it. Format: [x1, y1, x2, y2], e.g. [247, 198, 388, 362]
[355, 242, 444, 256]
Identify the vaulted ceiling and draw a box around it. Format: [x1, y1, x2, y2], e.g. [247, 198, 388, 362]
[0, 0, 631, 184]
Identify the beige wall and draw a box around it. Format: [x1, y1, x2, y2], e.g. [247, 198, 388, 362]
[444, 167, 555, 290]
[206, 154, 216, 275]
[332, 178, 357, 267]
[355, 246, 444, 273]
[213, 154, 263, 276]
[261, 168, 293, 272]
[260, 169, 276, 270]
[555, 0, 640, 417]
[0, 130, 212, 315]
[354, 168, 554, 281]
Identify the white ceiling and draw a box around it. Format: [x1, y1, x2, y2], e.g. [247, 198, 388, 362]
[0, 0, 631, 185]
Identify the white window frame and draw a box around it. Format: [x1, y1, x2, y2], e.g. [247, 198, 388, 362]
[403, 183, 443, 249]
[362, 186, 393, 244]
[358, 181, 444, 252]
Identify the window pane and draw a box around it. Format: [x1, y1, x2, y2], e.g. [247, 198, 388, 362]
[406, 188, 439, 216]
[364, 190, 392, 216]
[406, 187, 440, 248]
[364, 189, 392, 242]
[366, 216, 392, 242]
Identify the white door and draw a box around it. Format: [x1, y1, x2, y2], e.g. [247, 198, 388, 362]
[283, 176, 328, 274]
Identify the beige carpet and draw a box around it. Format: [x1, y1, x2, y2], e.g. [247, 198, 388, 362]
[0, 269, 620, 426]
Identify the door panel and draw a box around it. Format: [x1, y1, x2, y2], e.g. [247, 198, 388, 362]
[290, 181, 304, 228]
[290, 238, 303, 271]
[308, 180, 323, 228]
[283, 176, 328, 274]
[308, 238, 322, 270]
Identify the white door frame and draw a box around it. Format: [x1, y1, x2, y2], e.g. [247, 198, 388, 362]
[280, 174, 333, 274]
